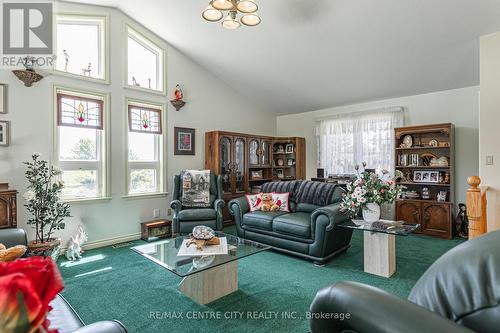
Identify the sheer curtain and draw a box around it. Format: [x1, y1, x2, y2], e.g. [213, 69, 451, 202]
[315, 107, 404, 175]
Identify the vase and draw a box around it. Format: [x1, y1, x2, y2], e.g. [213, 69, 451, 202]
[362, 203, 381, 223]
[27, 238, 61, 261]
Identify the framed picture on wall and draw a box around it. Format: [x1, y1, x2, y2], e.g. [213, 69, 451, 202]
[0, 121, 10, 146]
[0, 84, 7, 114]
[174, 127, 195, 155]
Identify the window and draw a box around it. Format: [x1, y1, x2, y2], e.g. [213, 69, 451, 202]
[126, 26, 165, 93]
[126, 100, 165, 195]
[56, 15, 107, 81]
[315, 108, 404, 175]
[55, 88, 108, 200]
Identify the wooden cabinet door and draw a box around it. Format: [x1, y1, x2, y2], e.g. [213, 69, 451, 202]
[260, 139, 272, 167]
[396, 201, 421, 230]
[248, 138, 259, 167]
[219, 135, 234, 194]
[233, 137, 247, 194]
[0, 196, 9, 228]
[422, 203, 451, 239]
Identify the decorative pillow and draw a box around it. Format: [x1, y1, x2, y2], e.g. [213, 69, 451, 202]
[272, 192, 291, 212]
[246, 193, 263, 212]
[181, 170, 211, 208]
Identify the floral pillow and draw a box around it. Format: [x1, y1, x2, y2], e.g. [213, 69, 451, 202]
[272, 192, 291, 212]
[246, 193, 263, 212]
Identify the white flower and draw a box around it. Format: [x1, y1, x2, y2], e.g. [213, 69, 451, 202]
[58, 180, 65, 188]
[23, 190, 36, 201]
[53, 166, 62, 175]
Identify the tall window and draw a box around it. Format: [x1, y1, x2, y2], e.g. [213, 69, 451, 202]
[56, 15, 107, 81]
[315, 108, 404, 175]
[126, 26, 165, 93]
[126, 100, 165, 195]
[55, 88, 108, 200]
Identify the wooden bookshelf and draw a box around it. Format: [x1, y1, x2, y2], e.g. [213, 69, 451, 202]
[394, 123, 455, 239]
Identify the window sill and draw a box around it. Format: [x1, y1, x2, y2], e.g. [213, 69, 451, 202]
[122, 192, 169, 200]
[124, 84, 166, 96]
[52, 69, 110, 85]
[63, 196, 112, 204]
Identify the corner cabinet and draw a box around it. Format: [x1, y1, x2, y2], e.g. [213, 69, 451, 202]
[0, 189, 17, 229]
[394, 123, 455, 239]
[205, 131, 306, 225]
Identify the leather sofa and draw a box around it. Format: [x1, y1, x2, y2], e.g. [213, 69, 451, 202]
[0, 228, 127, 333]
[170, 171, 225, 234]
[309, 229, 500, 333]
[229, 180, 353, 265]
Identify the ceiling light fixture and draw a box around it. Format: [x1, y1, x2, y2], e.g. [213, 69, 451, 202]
[202, 0, 261, 30]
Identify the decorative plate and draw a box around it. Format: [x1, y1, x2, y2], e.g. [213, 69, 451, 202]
[428, 139, 439, 147]
[402, 135, 413, 148]
[192, 226, 215, 240]
[276, 158, 284, 166]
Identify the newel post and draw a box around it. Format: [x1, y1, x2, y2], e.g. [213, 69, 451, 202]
[467, 176, 486, 239]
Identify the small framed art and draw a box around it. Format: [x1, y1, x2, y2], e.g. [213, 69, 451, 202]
[174, 127, 195, 155]
[0, 121, 10, 146]
[0, 84, 6, 114]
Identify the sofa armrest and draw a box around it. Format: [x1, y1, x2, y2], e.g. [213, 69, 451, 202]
[310, 281, 474, 333]
[73, 321, 127, 333]
[0, 228, 28, 247]
[228, 197, 249, 224]
[170, 200, 182, 215]
[214, 198, 225, 211]
[311, 203, 349, 232]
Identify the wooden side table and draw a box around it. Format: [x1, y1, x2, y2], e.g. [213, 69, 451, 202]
[140, 219, 172, 242]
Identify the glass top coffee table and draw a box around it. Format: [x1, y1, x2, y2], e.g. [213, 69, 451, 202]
[337, 220, 420, 278]
[132, 231, 270, 304]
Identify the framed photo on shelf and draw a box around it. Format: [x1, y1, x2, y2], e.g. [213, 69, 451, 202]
[174, 127, 195, 155]
[429, 171, 440, 183]
[276, 169, 284, 179]
[287, 158, 294, 166]
[0, 121, 9, 146]
[0, 84, 7, 114]
[251, 170, 263, 180]
[285, 144, 294, 153]
[413, 171, 423, 182]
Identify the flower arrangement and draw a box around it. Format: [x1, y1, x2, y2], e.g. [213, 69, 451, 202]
[341, 163, 404, 218]
[23, 153, 71, 246]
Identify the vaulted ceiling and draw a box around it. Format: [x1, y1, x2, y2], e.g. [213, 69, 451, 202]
[72, 0, 500, 114]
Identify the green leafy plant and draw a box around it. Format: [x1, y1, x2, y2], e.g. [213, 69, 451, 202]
[23, 153, 71, 243]
[341, 163, 405, 217]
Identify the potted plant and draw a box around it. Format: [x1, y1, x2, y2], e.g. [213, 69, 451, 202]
[341, 163, 404, 223]
[23, 153, 71, 260]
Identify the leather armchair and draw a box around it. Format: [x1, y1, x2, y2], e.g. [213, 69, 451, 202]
[309, 229, 500, 333]
[170, 171, 224, 234]
[0, 229, 127, 333]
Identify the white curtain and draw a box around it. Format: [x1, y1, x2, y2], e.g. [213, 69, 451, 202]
[315, 107, 404, 176]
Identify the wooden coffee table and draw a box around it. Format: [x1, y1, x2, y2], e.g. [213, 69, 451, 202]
[337, 220, 420, 278]
[132, 232, 270, 304]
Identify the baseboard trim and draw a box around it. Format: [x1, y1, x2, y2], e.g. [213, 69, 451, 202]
[82, 232, 142, 250]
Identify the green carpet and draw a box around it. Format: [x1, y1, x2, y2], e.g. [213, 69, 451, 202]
[58, 229, 463, 333]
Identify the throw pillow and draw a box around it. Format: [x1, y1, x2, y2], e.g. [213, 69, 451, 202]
[246, 193, 263, 212]
[181, 170, 211, 208]
[272, 192, 291, 212]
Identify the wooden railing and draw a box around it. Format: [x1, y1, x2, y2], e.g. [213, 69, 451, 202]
[466, 176, 489, 239]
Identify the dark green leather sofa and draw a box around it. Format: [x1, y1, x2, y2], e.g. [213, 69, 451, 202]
[229, 181, 352, 265]
[309, 229, 500, 333]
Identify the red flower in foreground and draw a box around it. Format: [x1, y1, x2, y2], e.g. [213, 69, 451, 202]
[0, 257, 64, 333]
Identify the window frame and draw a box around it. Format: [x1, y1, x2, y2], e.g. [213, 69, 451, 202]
[124, 23, 167, 95]
[54, 13, 109, 83]
[124, 97, 167, 198]
[53, 85, 111, 203]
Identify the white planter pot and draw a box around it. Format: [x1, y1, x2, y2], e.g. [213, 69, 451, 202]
[362, 203, 381, 223]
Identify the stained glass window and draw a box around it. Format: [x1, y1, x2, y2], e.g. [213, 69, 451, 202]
[128, 105, 162, 134]
[57, 93, 103, 129]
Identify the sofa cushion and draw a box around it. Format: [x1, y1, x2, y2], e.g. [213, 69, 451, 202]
[243, 211, 287, 231]
[295, 181, 344, 206]
[178, 208, 216, 221]
[273, 212, 311, 239]
[261, 181, 301, 201]
[295, 203, 321, 213]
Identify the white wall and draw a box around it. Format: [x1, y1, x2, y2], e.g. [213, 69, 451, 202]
[480, 31, 500, 232]
[0, 2, 275, 247]
[277, 86, 480, 207]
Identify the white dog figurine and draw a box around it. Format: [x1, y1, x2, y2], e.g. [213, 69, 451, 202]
[65, 225, 88, 261]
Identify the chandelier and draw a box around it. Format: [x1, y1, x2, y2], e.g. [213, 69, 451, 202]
[202, 0, 261, 29]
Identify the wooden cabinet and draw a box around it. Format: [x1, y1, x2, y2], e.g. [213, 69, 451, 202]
[422, 202, 451, 238]
[206, 131, 306, 225]
[0, 189, 17, 229]
[396, 200, 421, 229]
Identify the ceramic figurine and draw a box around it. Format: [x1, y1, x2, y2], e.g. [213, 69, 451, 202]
[63, 49, 70, 72]
[174, 84, 183, 100]
[65, 225, 88, 261]
[82, 62, 92, 76]
[455, 203, 469, 238]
